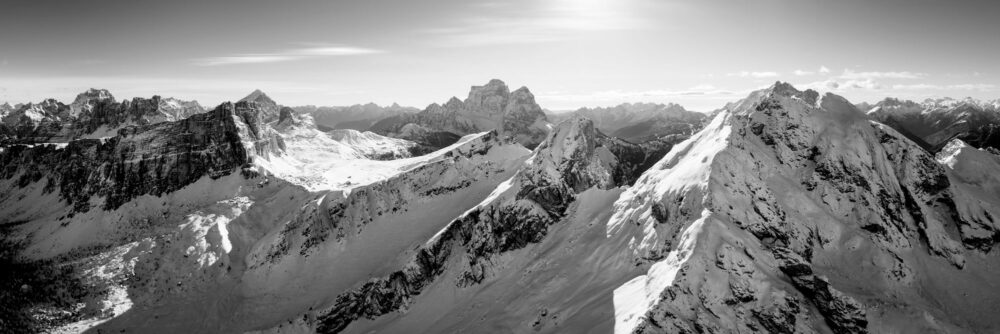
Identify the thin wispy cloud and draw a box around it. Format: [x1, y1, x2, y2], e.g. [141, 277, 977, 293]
[193, 45, 383, 66]
[793, 70, 813, 76]
[839, 69, 925, 80]
[819, 66, 831, 74]
[728, 71, 780, 78]
[421, 0, 647, 47]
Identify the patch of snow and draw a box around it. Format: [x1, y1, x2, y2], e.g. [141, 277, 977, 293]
[613, 209, 710, 334]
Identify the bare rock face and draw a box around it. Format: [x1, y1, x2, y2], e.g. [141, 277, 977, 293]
[70, 88, 116, 117]
[275, 106, 297, 128]
[0, 101, 283, 212]
[370, 79, 550, 149]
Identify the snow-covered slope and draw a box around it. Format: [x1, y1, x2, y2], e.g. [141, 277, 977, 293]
[327, 129, 417, 160]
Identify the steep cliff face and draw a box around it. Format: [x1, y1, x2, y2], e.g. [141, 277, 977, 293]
[611, 82, 1000, 334]
[70, 88, 116, 117]
[0, 101, 283, 212]
[75, 96, 206, 137]
[370, 79, 550, 149]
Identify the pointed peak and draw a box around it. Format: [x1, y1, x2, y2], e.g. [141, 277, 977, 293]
[767, 81, 801, 97]
[240, 89, 273, 103]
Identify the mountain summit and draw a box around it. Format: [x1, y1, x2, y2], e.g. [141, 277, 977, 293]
[370, 79, 550, 149]
[240, 89, 281, 122]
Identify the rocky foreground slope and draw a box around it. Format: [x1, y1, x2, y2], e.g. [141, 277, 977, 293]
[2, 81, 999, 334]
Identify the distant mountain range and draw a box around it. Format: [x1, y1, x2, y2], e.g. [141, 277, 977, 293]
[548, 102, 708, 143]
[292, 103, 419, 131]
[2, 80, 1000, 333]
[0, 89, 205, 144]
[862, 97, 1000, 153]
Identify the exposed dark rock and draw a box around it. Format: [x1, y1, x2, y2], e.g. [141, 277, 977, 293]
[0, 101, 282, 212]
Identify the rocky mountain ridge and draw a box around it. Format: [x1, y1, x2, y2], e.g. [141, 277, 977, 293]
[0, 89, 206, 145]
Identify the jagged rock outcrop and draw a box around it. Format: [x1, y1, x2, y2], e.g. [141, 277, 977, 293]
[0, 101, 283, 212]
[75, 96, 205, 136]
[275, 106, 297, 128]
[370, 79, 550, 149]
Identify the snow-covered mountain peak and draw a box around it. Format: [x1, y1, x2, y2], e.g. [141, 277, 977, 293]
[604, 82, 1000, 332]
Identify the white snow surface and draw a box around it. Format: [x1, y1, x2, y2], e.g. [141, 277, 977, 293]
[259, 129, 489, 192]
[613, 209, 710, 334]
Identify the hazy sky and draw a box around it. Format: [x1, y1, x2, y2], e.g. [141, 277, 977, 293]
[1, 0, 998, 111]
